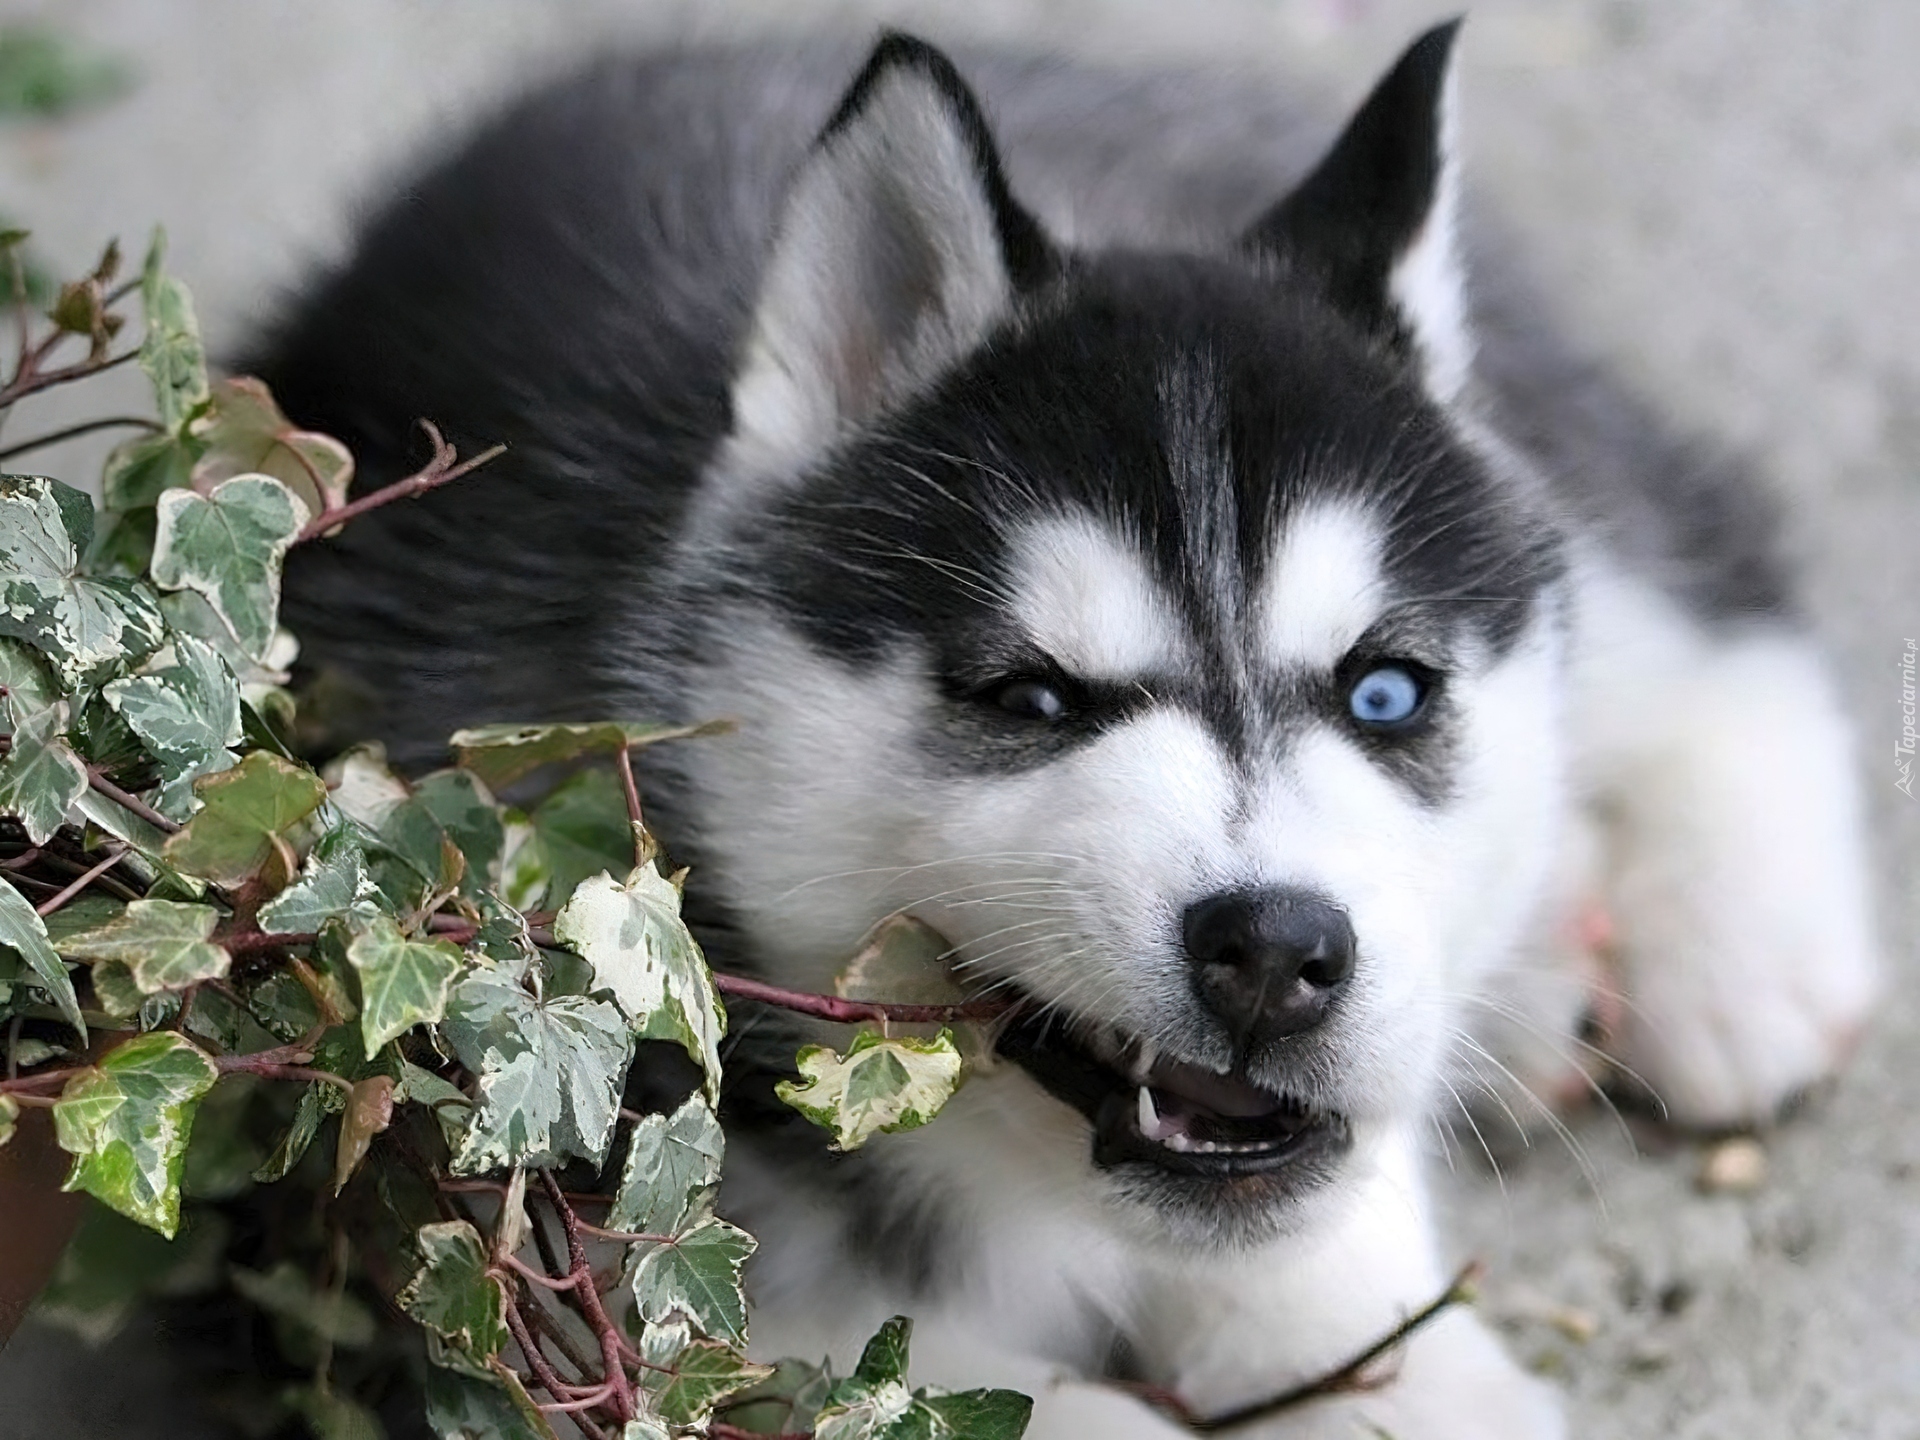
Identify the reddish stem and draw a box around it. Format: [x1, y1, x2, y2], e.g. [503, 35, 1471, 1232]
[538, 1169, 635, 1424]
[35, 845, 126, 917]
[710, 971, 1012, 1026]
[293, 420, 505, 544]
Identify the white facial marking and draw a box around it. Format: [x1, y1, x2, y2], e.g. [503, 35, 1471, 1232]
[1009, 514, 1189, 678]
[1260, 502, 1387, 670]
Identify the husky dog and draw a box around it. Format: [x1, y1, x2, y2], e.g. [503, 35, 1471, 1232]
[263, 24, 1879, 1437]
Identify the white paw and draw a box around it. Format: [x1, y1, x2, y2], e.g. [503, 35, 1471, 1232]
[1595, 636, 1879, 1127]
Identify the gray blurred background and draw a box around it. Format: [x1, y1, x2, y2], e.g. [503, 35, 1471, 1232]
[0, 1, 1916, 1436]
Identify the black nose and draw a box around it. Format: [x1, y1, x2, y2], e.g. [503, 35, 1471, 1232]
[1183, 887, 1356, 1043]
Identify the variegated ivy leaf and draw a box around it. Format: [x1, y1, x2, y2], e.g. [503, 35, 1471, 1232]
[189, 376, 354, 518]
[642, 1338, 776, 1427]
[138, 230, 210, 434]
[0, 635, 59, 723]
[620, 1421, 671, 1440]
[609, 1093, 726, 1238]
[554, 864, 726, 1104]
[322, 743, 410, 830]
[0, 873, 83, 1033]
[813, 1318, 1033, 1440]
[440, 972, 632, 1175]
[52, 898, 228, 995]
[0, 475, 164, 688]
[161, 750, 326, 886]
[449, 717, 731, 791]
[258, 827, 382, 934]
[103, 634, 242, 820]
[776, 1029, 965, 1152]
[397, 1220, 510, 1367]
[53, 1030, 219, 1237]
[517, 768, 634, 911]
[0, 1094, 17, 1149]
[230, 1261, 377, 1350]
[0, 702, 85, 843]
[149, 474, 308, 661]
[627, 1215, 757, 1349]
[347, 915, 464, 1054]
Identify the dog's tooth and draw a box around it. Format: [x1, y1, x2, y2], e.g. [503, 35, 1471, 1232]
[1136, 1085, 1159, 1139]
[1162, 1131, 1194, 1153]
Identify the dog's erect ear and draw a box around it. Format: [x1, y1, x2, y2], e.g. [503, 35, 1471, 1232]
[1244, 21, 1471, 401]
[723, 33, 1054, 477]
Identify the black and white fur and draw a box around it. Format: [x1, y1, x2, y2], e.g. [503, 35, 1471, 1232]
[261, 26, 1879, 1437]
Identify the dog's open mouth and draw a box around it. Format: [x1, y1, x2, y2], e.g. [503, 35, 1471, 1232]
[994, 1006, 1351, 1179]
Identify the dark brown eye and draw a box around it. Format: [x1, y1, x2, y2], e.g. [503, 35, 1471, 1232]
[993, 679, 1066, 721]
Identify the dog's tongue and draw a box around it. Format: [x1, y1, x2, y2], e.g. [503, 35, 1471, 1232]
[1147, 1053, 1285, 1118]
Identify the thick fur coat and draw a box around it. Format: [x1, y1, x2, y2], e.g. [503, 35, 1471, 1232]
[260, 27, 1878, 1437]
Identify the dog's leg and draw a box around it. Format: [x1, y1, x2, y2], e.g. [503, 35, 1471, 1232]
[1135, 1129, 1565, 1440]
[1572, 573, 1880, 1126]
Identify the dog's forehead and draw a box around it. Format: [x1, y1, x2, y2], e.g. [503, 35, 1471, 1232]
[1002, 500, 1390, 679]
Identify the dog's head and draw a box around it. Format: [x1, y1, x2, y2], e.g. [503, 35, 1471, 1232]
[673, 28, 1569, 1243]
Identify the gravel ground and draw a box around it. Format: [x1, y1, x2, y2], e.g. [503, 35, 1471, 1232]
[1, 2, 1915, 1436]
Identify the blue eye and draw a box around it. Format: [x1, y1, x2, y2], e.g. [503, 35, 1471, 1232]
[1348, 666, 1424, 727]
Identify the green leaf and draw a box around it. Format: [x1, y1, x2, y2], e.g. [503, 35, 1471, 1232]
[609, 1093, 725, 1238]
[717, 1356, 835, 1437]
[32, 1202, 227, 1347]
[0, 873, 83, 1033]
[284, 1384, 387, 1440]
[423, 1365, 558, 1440]
[52, 897, 228, 994]
[0, 1093, 16, 1148]
[0, 702, 86, 842]
[252, 1080, 326, 1183]
[230, 1260, 377, 1350]
[139, 230, 210, 434]
[644, 1338, 776, 1426]
[776, 1029, 965, 1152]
[522, 768, 633, 910]
[259, 827, 381, 933]
[0, 26, 128, 117]
[854, 1317, 913, 1388]
[0, 634, 58, 719]
[53, 1030, 219, 1237]
[449, 718, 731, 791]
[190, 376, 354, 519]
[379, 768, 501, 897]
[440, 973, 633, 1175]
[161, 749, 326, 885]
[0, 475, 164, 688]
[149, 473, 307, 660]
[396, 1060, 474, 1151]
[627, 1215, 756, 1349]
[101, 430, 197, 513]
[554, 864, 726, 1104]
[104, 633, 241, 819]
[815, 1319, 1032, 1440]
[397, 1219, 510, 1364]
[347, 916, 463, 1054]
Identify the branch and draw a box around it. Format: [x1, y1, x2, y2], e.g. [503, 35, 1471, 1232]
[34, 844, 127, 917]
[0, 345, 139, 409]
[293, 420, 505, 544]
[1132, 1263, 1484, 1433]
[0, 737, 180, 835]
[709, 971, 1012, 1026]
[0, 414, 161, 462]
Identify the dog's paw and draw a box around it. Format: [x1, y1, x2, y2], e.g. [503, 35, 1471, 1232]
[1596, 638, 1879, 1128]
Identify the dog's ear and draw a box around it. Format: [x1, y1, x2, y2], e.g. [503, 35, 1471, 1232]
[1244, 20, 1471, 401]
[723, 33, 1054, 476]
